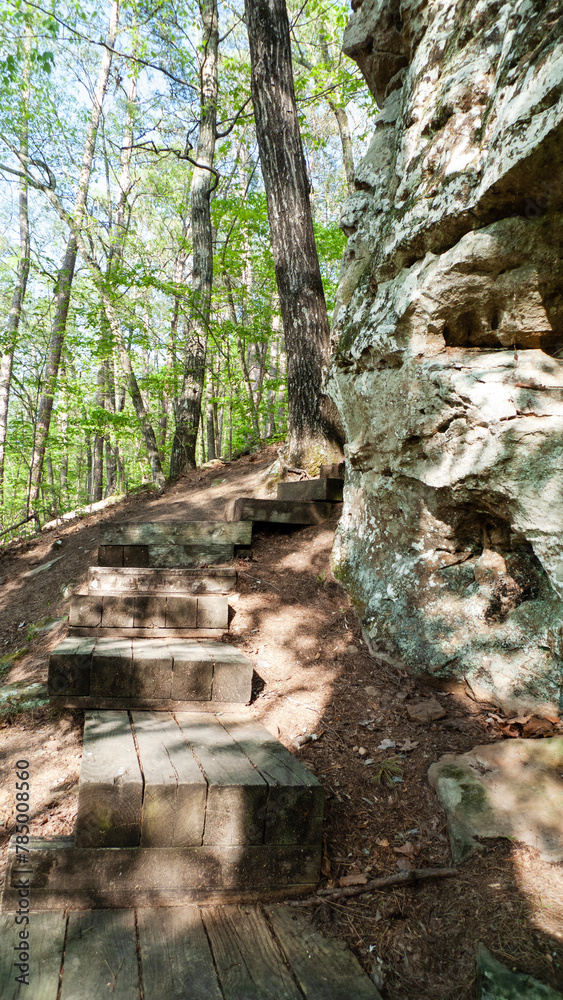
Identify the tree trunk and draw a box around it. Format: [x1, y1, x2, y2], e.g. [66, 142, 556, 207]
[28, 0, 120, 510]
[169, 0, 218, 477]
[329, 101, 355, 194]
[244, 0, 343, 468]
[206, 401, 216, 460]
[92, 361, 104, 502]
[0, 27, 32, 520]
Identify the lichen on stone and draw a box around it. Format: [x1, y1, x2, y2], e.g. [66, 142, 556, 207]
[331, 0, 563, 713]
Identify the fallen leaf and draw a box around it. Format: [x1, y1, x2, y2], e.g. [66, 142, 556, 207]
[377, 738, 396, 750]
[395, 857, 413, 871]
[522, 716, 555, 738]
[339, 874, 368, 887]
[357, 820, 369, 829]
[399, 738, 419, 752]
[321, 854, 331, 877]
[393, 842, 420, 857]
[375, 837, 389, 848]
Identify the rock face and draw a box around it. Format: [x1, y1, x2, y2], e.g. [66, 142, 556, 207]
[330, 0, 563, 713]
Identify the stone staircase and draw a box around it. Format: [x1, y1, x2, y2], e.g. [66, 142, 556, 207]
[3, 508, 331, 909]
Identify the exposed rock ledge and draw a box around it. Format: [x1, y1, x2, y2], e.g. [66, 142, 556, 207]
[330, 0, 563, 713]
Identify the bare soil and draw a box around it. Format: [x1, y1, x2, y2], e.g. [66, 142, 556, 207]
[0, 444, 562, 999]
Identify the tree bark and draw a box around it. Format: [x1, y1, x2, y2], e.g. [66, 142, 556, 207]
[169, 0, 218, 477]
[244, 0, 343, 467]
[28, 0, 120, 511]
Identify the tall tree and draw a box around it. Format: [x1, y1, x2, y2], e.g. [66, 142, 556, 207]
[244, 0, 343, 467]
[0, 25, 31, 519]
[169, 0, 219, 476]
[27, 0, 120, 512]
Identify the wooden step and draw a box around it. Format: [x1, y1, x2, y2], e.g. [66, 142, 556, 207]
[277, 477, 343, 502]
[68, 593, 229, 632]
[3, 837, 320, 909]
[320, 461, 345, 479]
[99, 542, 237, 568]
[88, 566, 237, 595]
[101, 520, 252, 546]
[226, 498, 339, 525]
[48, 639, 253, 706]
[74, 711, 322, 851]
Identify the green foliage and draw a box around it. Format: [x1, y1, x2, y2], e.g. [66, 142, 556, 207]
[0, 0, 368, 525]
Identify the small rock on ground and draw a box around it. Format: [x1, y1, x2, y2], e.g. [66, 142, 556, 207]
[477, 944, 563, 999]
[428, 738, 563, 863]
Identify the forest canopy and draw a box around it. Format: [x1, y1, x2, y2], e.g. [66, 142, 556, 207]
[0, 0, 370, 532]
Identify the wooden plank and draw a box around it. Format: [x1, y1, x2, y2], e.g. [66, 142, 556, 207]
[266, 906, 382, 1000]
[165, 596, 198, 628]
[319, 462, 345, 480]
[197, 595, 228, 629]
[219, 717, 323, 845]
[47, 696, 251, 712]
[3, 837, 320, 909]
[147, 543, 234, 568]
[130, 639, 172, 699]
[68, 627, 225, 639]
[88, 566, 237, 595]
[123, 545, 149, 567]
[102, 521, 252, 546]
[61, 909, 139, 1000]
[227, 499, 337, 525]
[75, 711, 142, 847]
[0, 911, 66, 1000]
[138, 907, 223, 1000]
[277, 479, 343, 502]
[47, 637, 95, 697]
[101, 595, 135, 628]
[204, 642, 253, 703]
[98, 544, 123, 566]
[169, 641, 213, 700]
[90, 638, 133, 697]
[202, 905, 304, 1000]
[133, 595, 166, 627]
[175, 713, 267, 845]
[68, 595, 102, 627]
[132, 711, 206, 847]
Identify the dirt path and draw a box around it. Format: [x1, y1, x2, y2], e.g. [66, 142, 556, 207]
[0, 445, 562, 998]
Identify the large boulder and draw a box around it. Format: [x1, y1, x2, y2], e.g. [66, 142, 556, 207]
[330, 0, 563, 713]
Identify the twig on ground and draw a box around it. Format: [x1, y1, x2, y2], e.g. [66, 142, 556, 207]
[288, 867, 458, 906]
[238, 571, 281, 593]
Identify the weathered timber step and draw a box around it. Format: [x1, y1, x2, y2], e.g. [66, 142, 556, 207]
[2, 838, 320, 909]
[277, 477, 343, 502]
[75, 710, 323, 850]
[102, 520, 253, 545]
[88, 565, 237, 595]
[0, 906, 382, 998]
[320, 461, 345, 479]
[99, 542, 237, 568]
[48, 639, 253, 706]
[68, 593, 229, 632]
[98, 519, 252, 568]
[226, 497, 339, 525]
